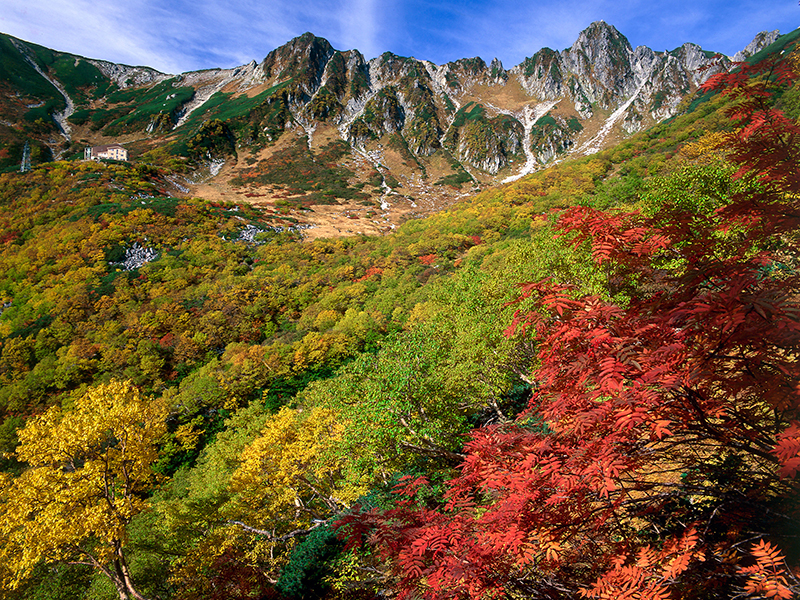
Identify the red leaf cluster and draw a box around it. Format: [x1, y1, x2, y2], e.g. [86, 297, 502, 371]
[355, 266, 384, 282]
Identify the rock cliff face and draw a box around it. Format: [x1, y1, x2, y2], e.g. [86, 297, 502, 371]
[512, 23, 731, 135]
[87, 60, 167, 89]
[266, 22, 736, 168]
[0, 23, 785, 182]
[733, 30, 781, 61]
[210, 21, 736, 172]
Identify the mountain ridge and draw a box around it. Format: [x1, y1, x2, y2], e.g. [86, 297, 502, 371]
[0, 22, 788, 236]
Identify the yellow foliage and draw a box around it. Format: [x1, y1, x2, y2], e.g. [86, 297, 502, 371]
[333, 307, 385, 340]
[407, 301, 439, 325]
[0, 380, 168, 592]
[232, 406, 365, 515]
[314, 309, 341, 331]
[333, 264, 355, 280]
[789, 49, 800, 77]
[175, 416, 204, 452]
[680, 131, 735, 161]
[194, 407, 369, 581]
[292, 331, 353, 371]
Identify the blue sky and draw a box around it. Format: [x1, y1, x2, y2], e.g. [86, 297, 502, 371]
[1, 0, 797, 74]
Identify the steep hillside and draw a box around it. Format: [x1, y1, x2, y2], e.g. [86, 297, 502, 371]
[0, 23, 798, 600]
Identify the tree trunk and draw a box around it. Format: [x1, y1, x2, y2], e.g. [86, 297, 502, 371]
[110, 542, 151, 600]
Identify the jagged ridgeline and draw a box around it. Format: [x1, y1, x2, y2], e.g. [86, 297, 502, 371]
[0, 23, 781, 190]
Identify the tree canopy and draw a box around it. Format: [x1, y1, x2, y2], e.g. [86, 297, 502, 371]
[1, 42, 800, 600]
[0, 380, 167, 600]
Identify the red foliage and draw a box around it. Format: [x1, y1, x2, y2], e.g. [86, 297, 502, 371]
[739, 540, 795, 599]
[158, 332, 176, 349]
[0, 229, 20, 244]
[418, 253, 438, 266]
[338, 54, 800, 598]
[355, 266, 384, 282]
[178, 547, 279, 600]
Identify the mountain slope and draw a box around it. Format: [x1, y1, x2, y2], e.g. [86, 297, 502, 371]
[0, 22, 798, 600]
[0, 23, 786, 233]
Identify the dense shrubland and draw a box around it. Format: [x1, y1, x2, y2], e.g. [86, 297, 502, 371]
[0, 46, 798, 600]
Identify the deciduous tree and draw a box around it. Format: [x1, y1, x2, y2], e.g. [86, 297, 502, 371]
[0, 380, 168, 600]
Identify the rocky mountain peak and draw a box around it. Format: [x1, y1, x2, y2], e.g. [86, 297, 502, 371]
[489, 57, 506, 80]
[562, 21, 637, 105]
[733, 29, 781, 61]
[450, 57, 487, 75]
[668, 42, 723, 86]
[1, 21, 788, 201]
[260, 32, 335, 88]
[568, 21, 632, 62]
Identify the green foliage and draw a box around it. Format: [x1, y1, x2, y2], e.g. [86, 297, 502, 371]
[640, 161, 740, 217]
[0, 35, 65, 115]
[535, 114, 557, 128]
[308, 87, 342, 120]
[6, 563, 93, 600]
[567, 116, 583, 132]
[0, 38, 795, 600]
[348, 87, 404, 142]
[0, 415, 23, 472]
[185, 119, 236, 159]
[275, 527, 342, 599]
[98, 78, 195, 136]
[586, 172, 644, 209]
[529, 112, 582, 161]
[448, 102, 484, 129]
[777, 78, 800, 121]
[744, 28, 800, 64]
[444, 102, 523, 169]
[27, 44, 115, 103]
[67, 108, 92, 126]
[435, 169, 472, 187]
[175, 82, 294, 150]
[300, 226, 604, 485]
[521, 47, 560, 78]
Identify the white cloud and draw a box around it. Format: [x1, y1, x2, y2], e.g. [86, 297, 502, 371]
[1, 0, 182, 72]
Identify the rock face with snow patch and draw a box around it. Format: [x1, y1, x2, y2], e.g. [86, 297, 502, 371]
[510, 23, 733, 151]
[87, 60, 168, 88]
[153, 22, 736, 172]
[443, 102, 524, 174]
[113, 242, 158, 271]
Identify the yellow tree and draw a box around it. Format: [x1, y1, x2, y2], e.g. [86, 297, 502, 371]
[232, 406, 366, 525]
[164, 406, 368, 598]
[0, 380, 168, 600]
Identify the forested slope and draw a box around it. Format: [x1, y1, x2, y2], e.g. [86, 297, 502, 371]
[0, 36, 799, 600]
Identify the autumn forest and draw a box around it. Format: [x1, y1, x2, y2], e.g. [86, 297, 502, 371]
[0, 30, 799, 600]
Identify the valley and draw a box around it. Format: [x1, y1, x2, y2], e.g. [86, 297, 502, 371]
[0, 18, 798, 600]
